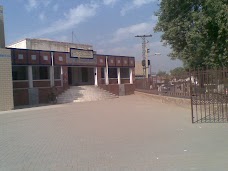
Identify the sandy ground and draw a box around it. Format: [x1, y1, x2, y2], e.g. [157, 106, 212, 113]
[0, 94, 228, 171]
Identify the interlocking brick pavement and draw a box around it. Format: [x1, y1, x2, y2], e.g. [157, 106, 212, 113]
[0, 94, 228, 171]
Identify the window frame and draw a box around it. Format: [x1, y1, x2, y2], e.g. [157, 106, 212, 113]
[32, 66, 50, 80]
[12, 66, 28, 81]
[108, 67, 118, 79]
[54, 66, 61, 80]
[120, 68, 130, 79]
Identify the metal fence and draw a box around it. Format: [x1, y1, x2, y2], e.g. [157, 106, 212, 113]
[135, 68, 228, 123]
[135, 73, 191, 99]
[190, 68, 228, 123]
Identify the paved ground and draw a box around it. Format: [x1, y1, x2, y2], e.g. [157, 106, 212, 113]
[0, 94, 228, 171]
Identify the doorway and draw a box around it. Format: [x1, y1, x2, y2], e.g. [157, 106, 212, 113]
[81, 67, 89, 83]
[68, 67, 72, 85]
[68, 67, 94, 86]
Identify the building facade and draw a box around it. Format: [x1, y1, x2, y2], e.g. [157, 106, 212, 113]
[0, 4, 135, 110]
[8, 39, 135, 106]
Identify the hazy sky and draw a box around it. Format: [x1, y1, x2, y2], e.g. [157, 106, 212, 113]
[1, 0, 182, 72]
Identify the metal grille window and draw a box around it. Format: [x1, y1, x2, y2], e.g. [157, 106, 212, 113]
[101, 67, 105, 78]
[120, 68, 130, 78]
[33, 66, 50, 80]
[108, 68, 117, 78]
[54, 67, 61, 80]
[12, 66, 28, 80]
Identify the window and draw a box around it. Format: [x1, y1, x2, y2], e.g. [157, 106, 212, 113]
[120, 68, 130, 78]
[108, 68, 117, 78]
[54, 67, 61, 79]
[12, 66, 28, 80]
[31, 55, 36, 60]
[59, 56, 63, 61]
[43, 56, 48, 60]
[101, 67, 105, 78]
[18, 54, 24, 60]
[33, 66, 50, 80]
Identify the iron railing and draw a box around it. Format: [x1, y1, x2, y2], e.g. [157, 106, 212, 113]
[136, 68, 228, 123]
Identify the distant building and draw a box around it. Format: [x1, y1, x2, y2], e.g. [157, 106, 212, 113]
[135, 61, 144, 78]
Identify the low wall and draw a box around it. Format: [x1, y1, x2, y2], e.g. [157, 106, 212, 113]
[38, 88, 52, 104]
[135, 78, 151, 89]
[13, 89, 29, 106]
[135, 91, 191, 109]
[33, 80, 51, 87]
[124, 84, 135, 95]
[13, 86, 67, 106]
[99, 84, 119, 95]
[99, 83, 135, 96]
[13, 81, 29, 89]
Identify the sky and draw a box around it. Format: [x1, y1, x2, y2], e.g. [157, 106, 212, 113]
[0, 0, 182, 73]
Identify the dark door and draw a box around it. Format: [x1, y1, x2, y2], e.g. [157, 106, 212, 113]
[81, 68, 88, 82]
[68, 67, 72, 85]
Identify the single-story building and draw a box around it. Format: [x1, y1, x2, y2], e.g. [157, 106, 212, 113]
[6, 39, 135, 107]
[0, 5, 135, 111]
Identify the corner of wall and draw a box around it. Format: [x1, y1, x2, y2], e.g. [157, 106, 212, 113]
[0, 48, 14, 111]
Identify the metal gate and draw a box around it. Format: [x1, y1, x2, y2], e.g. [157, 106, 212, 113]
[190, 68, 228, 123]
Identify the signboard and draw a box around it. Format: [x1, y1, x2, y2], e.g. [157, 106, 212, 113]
[66, 53, 97, 66]
[70, 48, 93, 59]
[0, 48, 11, 58]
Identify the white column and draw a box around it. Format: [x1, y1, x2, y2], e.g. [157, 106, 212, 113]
[50, 66, 54, 87]
[117, 68, 121, 85]
[50, 52, 55, 87]
[130, 68, 133, 84]
[61, 66, 63, 87]
[28, 66, 33, 88]
[105, 56, 109, 85]
[94, 67, 98, 86]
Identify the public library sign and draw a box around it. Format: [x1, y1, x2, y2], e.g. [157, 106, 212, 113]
[70, 48, 93, 59]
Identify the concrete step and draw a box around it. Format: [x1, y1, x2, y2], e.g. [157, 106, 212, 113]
[57, 85, 117, 104]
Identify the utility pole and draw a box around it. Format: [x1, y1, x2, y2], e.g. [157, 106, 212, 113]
[135, 34, 152, 78]
[72, 31, 74, 43]
[0, 6, 5, 48]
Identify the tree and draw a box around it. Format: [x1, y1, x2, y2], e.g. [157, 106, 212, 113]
[156, 70, 170, 83]
[157, 70, 168, 77]
[154, 0, 228, 68]
[170, 67, 187, 79]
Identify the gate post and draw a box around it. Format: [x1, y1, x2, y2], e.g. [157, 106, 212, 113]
[189, 69, 194, 123]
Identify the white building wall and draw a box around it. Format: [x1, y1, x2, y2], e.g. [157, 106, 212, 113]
[8, 39, 93, 52]
[0, 48, 14, 111]
[7, 39, 27, 49]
